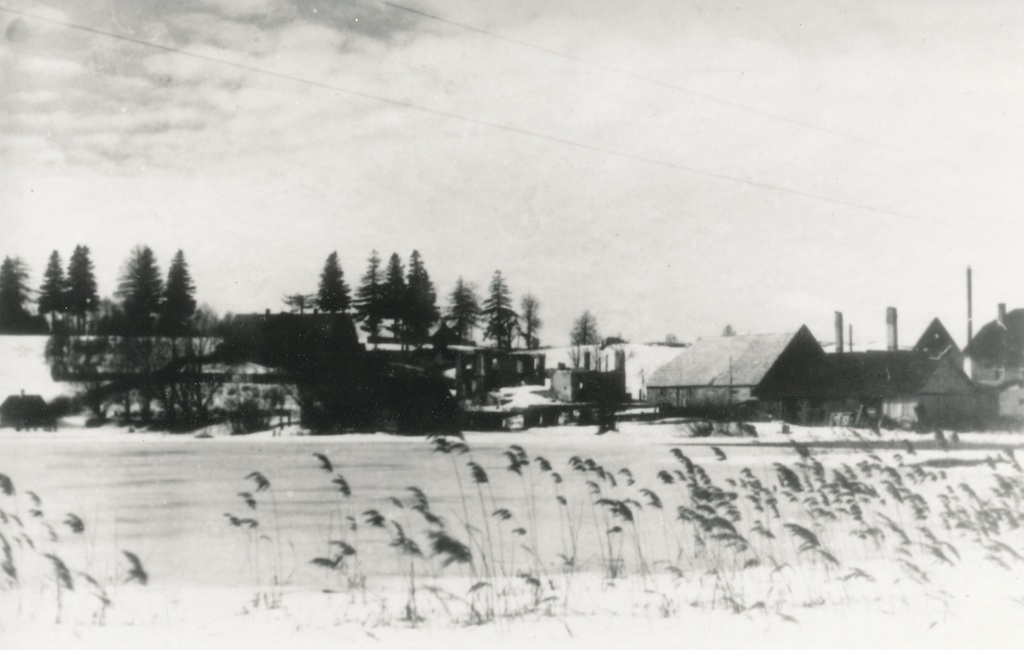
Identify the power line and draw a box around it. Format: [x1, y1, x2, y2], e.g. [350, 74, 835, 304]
[380, 0, 982, 176]
[1, 6, 942, 226]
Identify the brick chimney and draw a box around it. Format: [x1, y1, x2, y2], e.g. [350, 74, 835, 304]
[834, 311, 844, 354]
[886, 307, 898, 351]
[998, 303, 1007, 327]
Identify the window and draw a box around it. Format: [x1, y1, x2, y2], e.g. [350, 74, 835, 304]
[995, 368, 1004, 381]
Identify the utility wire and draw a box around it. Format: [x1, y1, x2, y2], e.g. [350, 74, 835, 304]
[381, 0, 980, 175]
[1, 6, 941, 226]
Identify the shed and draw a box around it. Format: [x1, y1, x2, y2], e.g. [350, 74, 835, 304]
[0, 393, 56, 430]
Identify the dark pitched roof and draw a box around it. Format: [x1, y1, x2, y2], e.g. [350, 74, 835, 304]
[0, 394, 47, 415]
[913, 318, 960, 360]
[964, 308, 1024, 365]
[825, 351, 973, 398]
[648, 329, 803, 388]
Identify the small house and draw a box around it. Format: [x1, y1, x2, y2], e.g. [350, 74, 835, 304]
[964, 303, 1024, 386]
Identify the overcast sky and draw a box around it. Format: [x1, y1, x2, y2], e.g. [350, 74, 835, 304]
[2, 0, 1023, 347]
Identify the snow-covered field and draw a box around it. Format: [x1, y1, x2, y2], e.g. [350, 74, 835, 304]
[4, 335, 1024, 648]
[3, 422, 1024, 649]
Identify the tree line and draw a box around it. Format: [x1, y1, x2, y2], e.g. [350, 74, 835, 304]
[0, 246, 206, 337]
[283, 249, 544, 351]
[1, 246, 546, 350]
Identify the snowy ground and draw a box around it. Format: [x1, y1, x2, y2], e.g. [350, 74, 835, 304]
[4, 334, 1024, 648]
[3, 422, 1024, 649]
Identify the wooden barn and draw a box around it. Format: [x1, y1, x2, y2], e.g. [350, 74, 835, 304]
[645, 326, 829, 420]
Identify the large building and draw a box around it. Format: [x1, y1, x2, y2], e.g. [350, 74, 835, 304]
[645, 326, 828, 419]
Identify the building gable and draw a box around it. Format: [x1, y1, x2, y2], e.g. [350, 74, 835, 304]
[914, 318, 961, 361]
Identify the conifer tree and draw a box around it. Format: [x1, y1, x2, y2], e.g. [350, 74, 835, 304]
[66, 245, 99, 334]
[482, 270, 518, 349]
[381, 253, 407, 343]
[446, 276, 480, 342]
[0, 256, 33, 333]
[519, 293, 542, 349]
[159, 250, 197, 336]
[405, 250, 439, 345]
[316, 252, 351, 314]
[38, 250, 67, 328]
[116, 246, 163, 335]
[354, 250, 385, 342]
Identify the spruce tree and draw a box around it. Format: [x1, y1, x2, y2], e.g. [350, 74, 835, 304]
[67, 245, 99, 334]
[316, 252, 351, 314]
[446, 276, 480, 342]
[482, 270, 518, 349]
[38, 250, 67, 328]
[354, 250, 385, 342]
[381, 253, 407, 343]
[159, 250, 197, 336]
[116, 246, 163, 335]
[0, 256, 32, 333]
[519, 293, 542, 349]
[405, 250, 439, 345]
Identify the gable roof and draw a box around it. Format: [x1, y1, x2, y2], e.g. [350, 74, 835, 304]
[964, 308, 1024, 365]
[648, 330, 803, 388]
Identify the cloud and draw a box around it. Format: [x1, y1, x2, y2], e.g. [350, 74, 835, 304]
[4, 0, 1024, 345]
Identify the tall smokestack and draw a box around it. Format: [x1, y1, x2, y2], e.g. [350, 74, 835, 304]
[834, 311, 844, 354]
[849, 324, 853, 353]
[886, 307, 898, 351]
[998, 303, 1007, 328]
[967, 266, 973, 344]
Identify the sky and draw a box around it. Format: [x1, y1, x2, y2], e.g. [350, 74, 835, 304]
[2, 0, 1023, 348]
